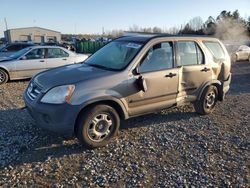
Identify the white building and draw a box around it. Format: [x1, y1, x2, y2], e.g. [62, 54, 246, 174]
[4, 27, 61, 43]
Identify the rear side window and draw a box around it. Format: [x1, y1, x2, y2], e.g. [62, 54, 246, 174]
[47, 48, 69, 58]
[177, 41, 204, 66]
[203, 41, 225, 59]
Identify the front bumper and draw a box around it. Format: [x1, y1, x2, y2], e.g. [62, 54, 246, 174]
[24, 90, 80, 135]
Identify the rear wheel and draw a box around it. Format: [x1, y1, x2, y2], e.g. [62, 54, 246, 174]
[0, 69, 8, 85]
[194, 85, 218, 115]
[76, 105, 120, 148]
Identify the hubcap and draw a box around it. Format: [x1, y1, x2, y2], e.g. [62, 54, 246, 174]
[205, 91, 216, 109]
[0, 71, 6, 83]
[87, 114, 113, 142]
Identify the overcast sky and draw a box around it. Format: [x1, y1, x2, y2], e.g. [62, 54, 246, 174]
[0, 0, 249, 37]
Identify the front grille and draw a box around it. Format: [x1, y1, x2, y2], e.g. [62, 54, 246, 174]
[27, 82, 42, 100]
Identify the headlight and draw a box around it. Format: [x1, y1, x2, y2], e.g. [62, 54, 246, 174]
[41, 85, 75, 104]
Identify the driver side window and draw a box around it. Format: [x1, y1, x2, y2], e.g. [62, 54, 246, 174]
[26, 49, 45, 60]
[139, 42, 174, 73]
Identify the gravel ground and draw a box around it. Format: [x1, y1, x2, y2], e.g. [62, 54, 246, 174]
[0, 61, 249, 187]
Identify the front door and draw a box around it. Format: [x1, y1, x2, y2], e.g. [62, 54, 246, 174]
[15, 48, 46, 78]
[127, 41, 179, 116]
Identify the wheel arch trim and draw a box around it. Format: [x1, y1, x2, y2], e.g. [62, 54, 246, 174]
[197, 80, 222, 101]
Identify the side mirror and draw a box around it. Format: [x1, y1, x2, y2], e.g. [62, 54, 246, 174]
[20, 56, 27, 60]
[136, 76, 147, 92]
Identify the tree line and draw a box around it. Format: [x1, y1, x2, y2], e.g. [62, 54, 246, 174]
[62, 10, 250, 41]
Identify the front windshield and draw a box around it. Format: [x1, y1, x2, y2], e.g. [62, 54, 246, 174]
[85, 41, 143, 71]
[9, 47, 32, 59]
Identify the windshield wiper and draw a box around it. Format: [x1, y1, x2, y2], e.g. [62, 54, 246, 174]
[86, 64, 117, 71]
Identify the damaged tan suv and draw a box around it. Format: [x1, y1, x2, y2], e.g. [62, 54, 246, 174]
[24, 34, 231, 148]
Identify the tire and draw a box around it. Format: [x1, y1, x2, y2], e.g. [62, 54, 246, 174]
[76, 105, 120, 148]
[0, 69, 8, 85]
[194, 85, 218, 115]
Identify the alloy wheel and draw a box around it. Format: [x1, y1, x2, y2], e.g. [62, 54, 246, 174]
[87, 113, 113, 142]
[205, 91, 216, 109]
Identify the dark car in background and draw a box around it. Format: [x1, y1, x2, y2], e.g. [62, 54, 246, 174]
[0, 43, 36, 58]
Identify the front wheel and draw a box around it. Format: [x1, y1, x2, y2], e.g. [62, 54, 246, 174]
[76, 105, 120, 148]
[194, 85, 218, 115]
[0, 69, 8, 85]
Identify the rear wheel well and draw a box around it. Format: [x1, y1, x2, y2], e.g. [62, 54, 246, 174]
[212, 83, 222, 101]
[74, 100, 125, 135]
[199, 83, 222, 102]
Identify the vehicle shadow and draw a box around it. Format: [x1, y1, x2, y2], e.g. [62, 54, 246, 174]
[229, 72, 250, 95]
[8, 78, 30, 83]
[0, 105, 197, 168]
[121, 106, 197, 129]
[0, 108, 87, 169]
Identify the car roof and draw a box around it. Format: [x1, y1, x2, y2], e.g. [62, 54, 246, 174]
[7, 43, 35, 46]
[28, 45, 65, 49]
[116, 33, 219, 43]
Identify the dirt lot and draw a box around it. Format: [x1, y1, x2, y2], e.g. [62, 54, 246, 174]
[0, 61, 249, 187]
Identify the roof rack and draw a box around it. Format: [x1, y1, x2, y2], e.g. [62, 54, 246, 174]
[123, 31, 172, 37]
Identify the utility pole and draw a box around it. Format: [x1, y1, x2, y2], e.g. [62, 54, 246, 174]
[4, 17, 9, 43]
[4, 17, 8, 30]
[102, 26, 105, 36]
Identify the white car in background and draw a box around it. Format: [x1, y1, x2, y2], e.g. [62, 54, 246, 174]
[231, 45, 250, 63]
[0, 46, 88, 84]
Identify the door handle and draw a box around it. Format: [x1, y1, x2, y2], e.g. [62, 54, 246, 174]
[201, 67, 210, 72]
[165, 72, 177, 78]
[62, 58, 67, 60]
[39, 60, 45, 62]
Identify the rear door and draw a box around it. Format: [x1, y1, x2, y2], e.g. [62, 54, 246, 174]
[45, 48, 72, 69]
[176, 41, 212, 98]
[15, 48, 46, 78]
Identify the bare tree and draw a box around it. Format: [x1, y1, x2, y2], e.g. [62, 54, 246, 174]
[129, 24, 140, 32]
[152, 26, 162, 33]
[188, 16, 204, 31]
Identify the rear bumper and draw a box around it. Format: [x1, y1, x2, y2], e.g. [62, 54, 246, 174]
[24, 91, 80, 136]
[223, 73, 231, 93]
[221, 73, 231, 100]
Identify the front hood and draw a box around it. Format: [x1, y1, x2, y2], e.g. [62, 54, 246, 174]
[34, 64, 114, 91]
